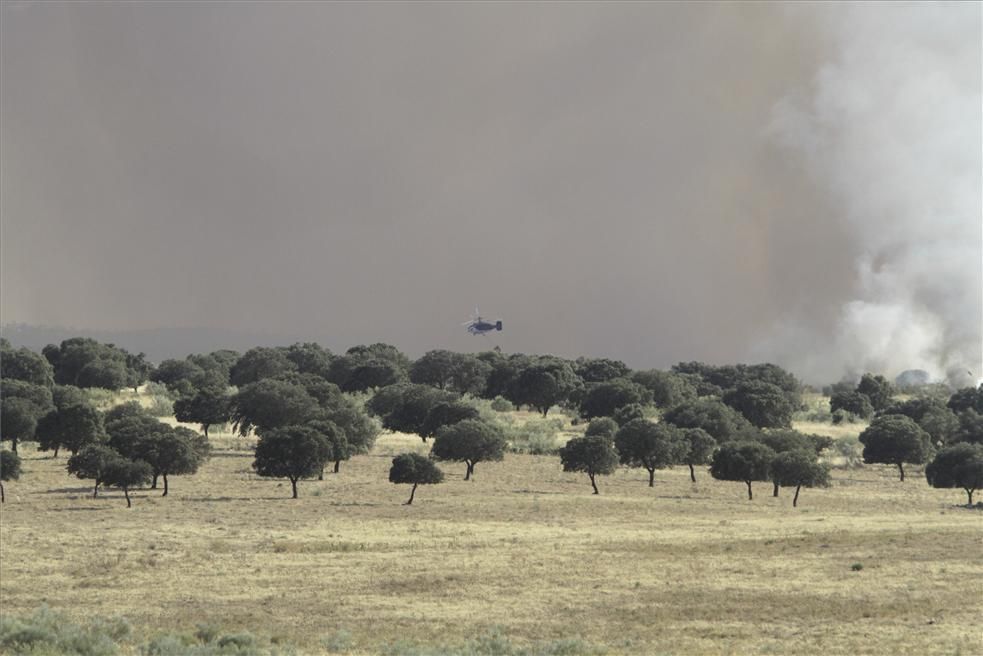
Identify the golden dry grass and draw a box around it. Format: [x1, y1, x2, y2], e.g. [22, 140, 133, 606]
[1, 415, 981, 655]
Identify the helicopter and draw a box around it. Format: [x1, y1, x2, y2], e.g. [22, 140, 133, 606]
[462, 307, 503, 336]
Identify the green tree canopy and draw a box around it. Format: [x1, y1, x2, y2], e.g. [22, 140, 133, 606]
[579, 378, 650, 420]
[388, 452, 444, 505]
[770, 450, 830, 507]
[282, 342, 333, 379]
[614, 419, 687, 487]
[507, 360, 581, 417]
[830, 390, 874, 419]
[679, 427, 716, 482]
[0, 449, 22, 503]
[252, 425, 332, 498]
[709, 441, 776, 500]
[1, 397, 39, 453]
[630, 370, 698, 409]
[173, 388, 232, 437]
[574, 358, 631, 383]
[856, 373, 894, 412]
[1, 344, 54, 387]
[36, 402, 106, 457]
[661, 398, 751, 442]
[66, 443, 123, 498]
[1, 379, 54, 415]
[584, 417, 619, 440]
[859, 414, 933, 481]
[137, 426, 211, 497]
[925, 443, 983, 505]
[229, 347, 298, 387]
[410, 350, 457, 389]
[948, 385, 983, 414]
[102, 458, 153, 507]
[431, 418, 506, 480]
[368, 383, 457, 437]
[231, 379, 321, 436]
[723, 381, 795, 429]
[420, 401, 480, 441]
[559, 435, 620, 495]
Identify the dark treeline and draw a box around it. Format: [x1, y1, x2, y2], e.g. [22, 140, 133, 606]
[1, 337, 981, 506]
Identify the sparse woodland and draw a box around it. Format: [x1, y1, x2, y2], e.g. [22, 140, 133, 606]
[1, 337, 981, 653]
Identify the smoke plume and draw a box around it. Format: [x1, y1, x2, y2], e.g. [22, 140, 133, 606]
[759, 3, 982, 385]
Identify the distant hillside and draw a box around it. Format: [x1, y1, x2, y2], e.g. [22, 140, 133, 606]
[0, 323, 314, 364]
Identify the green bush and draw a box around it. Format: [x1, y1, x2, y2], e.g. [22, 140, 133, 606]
[504, 418, 565, 455]
[0, 605, 127, 656]
[321, 629, 355, 653]
[490, 396, 513, 412]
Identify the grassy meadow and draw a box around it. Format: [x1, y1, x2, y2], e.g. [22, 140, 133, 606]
[0, 395, 980, 655]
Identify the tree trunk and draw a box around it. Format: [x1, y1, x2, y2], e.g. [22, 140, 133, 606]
[1, 481, 5, 503]
[967, 488, 975, 505]
[746, 480, 753, 500]
[10, 439, 16, 454]
[793, 485, 801, 507]
[406, 483, 417, 505]
[542, 407, 549, 417]
[648, 468, 655, 487]
[465, 461, 473, 481]
[162, 473, 168, 497]
[689, 463, 696, 483]
[203, 424, 210, 438]
[151, 473, 158, 489]
[290, 478, 298, 499]
[334, 460, 341, 474]
[53, 446, 60, 458]
[589, 472, 599, 495]
[93, 481, 99, 498]
[773, 481, 780, 497]
[318, 465, 324, 481]
[897, 462, 905, 481]
[124, 487, 131, 508]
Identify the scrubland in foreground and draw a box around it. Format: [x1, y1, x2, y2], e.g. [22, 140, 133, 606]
[1, 417, 980, 655]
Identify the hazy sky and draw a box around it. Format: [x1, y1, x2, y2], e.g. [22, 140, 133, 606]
[2, 2, 980, 383]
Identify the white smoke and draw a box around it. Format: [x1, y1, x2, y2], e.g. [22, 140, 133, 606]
[762, 3, 982, 386]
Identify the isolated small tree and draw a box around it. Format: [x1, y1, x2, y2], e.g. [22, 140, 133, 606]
[389, 452, 444, 505]
[173, 387, 232, 437]
[679, 427, 716, 482]
[141, 426, 211, 496]
[756, 429, 823, 496]
[859, 414, 933, 481]
[420, 401, 480, 441]
[1, 397, 39, 453]
[102, 458, 152, 508]
[925, 443, 983, 505]
[559, 435, 619, 494]
[252, 425, 331, 498]
[584, 417, 619, 440]
[709, 441, 776, 500]
[67, 444, 123, 498]
[317, 396, 378, 472]
[431, 419, 506, 480]
[0, 449, 22, 503]
[770, 450, 830, 507]
[614, 419, 686, 487]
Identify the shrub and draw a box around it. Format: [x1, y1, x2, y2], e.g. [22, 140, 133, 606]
[490, 396, 513, 412]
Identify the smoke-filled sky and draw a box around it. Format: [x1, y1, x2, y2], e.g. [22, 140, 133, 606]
[2, 2, 980, 384]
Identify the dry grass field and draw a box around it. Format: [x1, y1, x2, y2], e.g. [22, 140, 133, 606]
[1, 405, 981, 655]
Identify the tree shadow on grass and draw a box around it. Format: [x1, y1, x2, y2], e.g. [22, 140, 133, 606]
[178, 496, 293, 502]
[43, 487, 98, 494]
